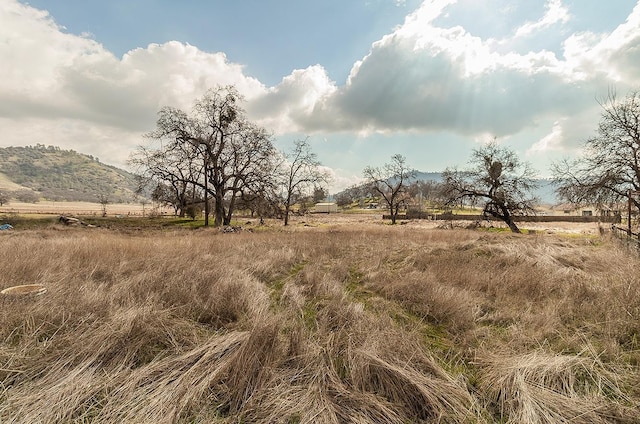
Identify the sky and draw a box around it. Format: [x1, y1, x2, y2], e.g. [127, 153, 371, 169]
[1, 0, 640, 192]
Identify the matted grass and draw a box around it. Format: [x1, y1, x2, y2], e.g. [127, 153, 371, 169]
[0, 224, 638, 423]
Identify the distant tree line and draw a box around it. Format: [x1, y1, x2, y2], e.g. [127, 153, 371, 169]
[130, 84, 640, 232]
[350, 88, 640, 232]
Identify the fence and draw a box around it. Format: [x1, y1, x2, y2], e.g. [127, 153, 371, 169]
[0, 209, 168, 217]
[611, 225, 640, 250]
[0, 204, 173, 217]
[382, 213, 622, 223]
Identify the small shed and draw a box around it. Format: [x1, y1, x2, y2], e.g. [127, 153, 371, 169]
[314, 202, 338, 213]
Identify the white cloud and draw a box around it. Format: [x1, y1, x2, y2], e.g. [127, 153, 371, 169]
[2, 0, 640, 177]
[61, 41, 265, 130]
[284, 3, 588, 137]
[247, 65, 337, 133]
[562, 2, 640, 86]
[527, 119, 565, 154]
[260, 0, 640, 153]
[0, 0, 265, 166]
[317, 166, 365, 193]
[515, 0, 570, 38]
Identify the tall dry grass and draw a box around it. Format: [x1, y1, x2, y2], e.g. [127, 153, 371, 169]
[0, 224, 638, 423]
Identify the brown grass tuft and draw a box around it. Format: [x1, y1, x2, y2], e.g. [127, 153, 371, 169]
[478, 350, 640, 423]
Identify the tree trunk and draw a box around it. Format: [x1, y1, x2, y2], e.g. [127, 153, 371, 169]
[389, 202, 396, 225]
[284, 204, 290, 226]
[224, 193, 237, 226]
[204, 177, 209, 227]
[500, 207, 520, 233]
[504, 216, 520, 233]
[485, 204, 521, 233]
[214, 192, 225, 227]
[284, 194, 292, 226]
[178, 195, 187, 218]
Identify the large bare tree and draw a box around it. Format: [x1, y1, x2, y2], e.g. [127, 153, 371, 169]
[552, 89, 640, 215]
[363, 154, 416, 224]
[138, 86, 276, 226]
[441, 140, 538, 233]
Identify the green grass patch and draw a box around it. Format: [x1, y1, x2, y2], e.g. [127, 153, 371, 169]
[301, 300, 320, 332]
[0, 214, 58, 229]
[344, 268, 377, 309]
[268, 261, 308, 308]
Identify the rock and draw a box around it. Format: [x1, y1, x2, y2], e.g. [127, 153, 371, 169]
[220, 225, 243, 233]
[59, 216, 81, 225]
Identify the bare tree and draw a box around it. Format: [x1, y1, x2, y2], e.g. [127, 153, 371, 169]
[406, 180, 444, 212]
[97, 193, 109, 217]
[363, 154, 416, 224]
[130, 140, 202, 217]
[552, 89, 640, 215]
[0, 190, 8, 206]
[441, 140, 538, 233]
[236, 182, 282, 224]
[223, 123, 278, 225]
[140, 86, 276, 226]
[281, 138, 330, 226]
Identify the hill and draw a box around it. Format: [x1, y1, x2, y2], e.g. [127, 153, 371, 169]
[0, 145, 140, 203]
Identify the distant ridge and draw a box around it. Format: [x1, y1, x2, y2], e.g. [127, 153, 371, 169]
[0, 145, 140, 203]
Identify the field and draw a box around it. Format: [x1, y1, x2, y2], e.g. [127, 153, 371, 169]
[0, 216, 639, 423]
[0, 201, 170, 217]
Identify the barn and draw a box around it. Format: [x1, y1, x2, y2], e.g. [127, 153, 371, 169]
[314, 202, 338, 213]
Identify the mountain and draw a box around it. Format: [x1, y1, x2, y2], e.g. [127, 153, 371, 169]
[0, 145, 140, 203]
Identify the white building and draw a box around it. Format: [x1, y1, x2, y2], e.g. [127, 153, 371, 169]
[314, 202, 338, 213]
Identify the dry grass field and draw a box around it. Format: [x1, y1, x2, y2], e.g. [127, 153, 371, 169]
[0, 218, 639, 423]
[0, 201, 171, 216]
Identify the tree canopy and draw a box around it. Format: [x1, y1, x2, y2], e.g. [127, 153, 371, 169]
[281, 138, 330, 226]
[363, 154, 416, 224]
[132, 86, 276, 226]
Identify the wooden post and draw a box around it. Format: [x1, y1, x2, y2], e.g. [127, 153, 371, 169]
[629, 189, 632, 237]
[204, 153, 209, 227]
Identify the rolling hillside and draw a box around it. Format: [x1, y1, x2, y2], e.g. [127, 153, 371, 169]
[0, 145, 140, 203]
